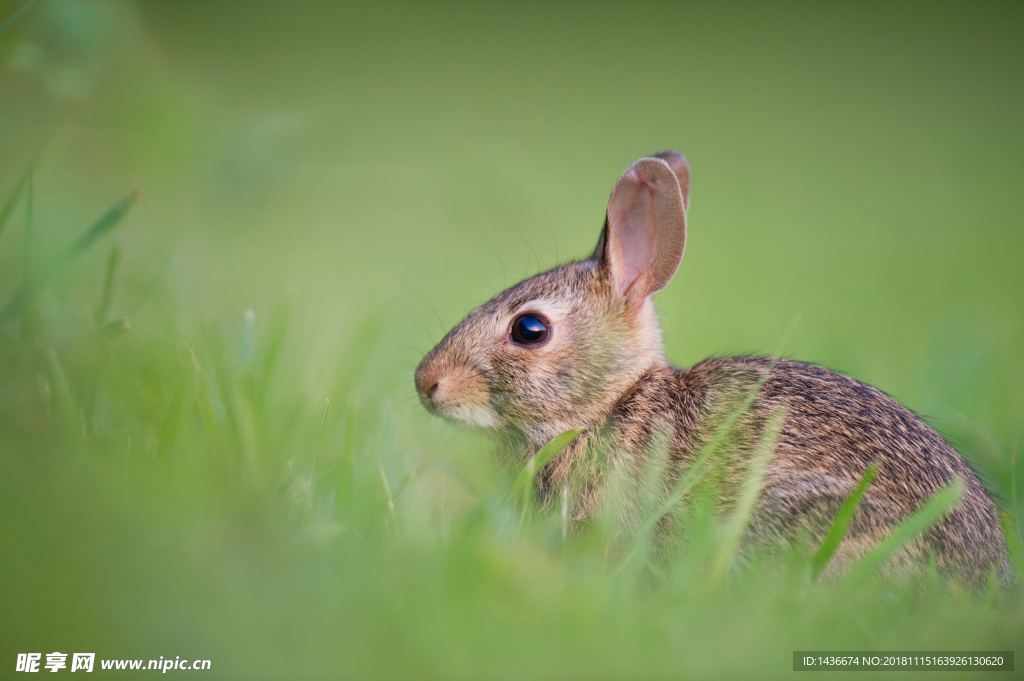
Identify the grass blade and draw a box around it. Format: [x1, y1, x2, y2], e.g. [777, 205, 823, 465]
[0, 168, 30, 241]
[708, 406, 787, 585]
[311, 397, 331, 477]
[94, 246, 122, 326]
[0, 0, 37, 38]
[998, 511, 1022, 580]
[24, 170, 34, 277]
[44, 348, 80, 449]
[156, 380, 186, 458]
[514, 429, 580, 494]
[62, 191, 139, 262]
[616, 373, 776, 575]
[560, 485, 569, 541]
[511, 429, 580, 523]
[812, 462, 880, 578]
[254, 304, 289, 402]
[0, 191, 138, 326]
[847, 476, 965, 581]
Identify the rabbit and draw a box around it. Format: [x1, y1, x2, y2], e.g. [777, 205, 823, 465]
[414, 150, 1010, 584]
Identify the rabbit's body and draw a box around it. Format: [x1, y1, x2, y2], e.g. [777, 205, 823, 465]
[416, 151, 1009, 582]
[539, 355, 1009, 582]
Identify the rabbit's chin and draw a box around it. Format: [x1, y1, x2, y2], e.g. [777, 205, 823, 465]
[435, 402, 501, 430]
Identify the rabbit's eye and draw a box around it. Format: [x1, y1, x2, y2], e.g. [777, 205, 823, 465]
[510, 313, 550, 346]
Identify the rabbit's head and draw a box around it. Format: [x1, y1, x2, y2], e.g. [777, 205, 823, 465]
[415, 151, 690, 447]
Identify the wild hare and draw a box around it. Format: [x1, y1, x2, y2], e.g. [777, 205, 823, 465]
[415, 151, 1010, 584]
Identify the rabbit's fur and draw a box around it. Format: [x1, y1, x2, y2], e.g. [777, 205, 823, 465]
[415, 151, 1009, 583]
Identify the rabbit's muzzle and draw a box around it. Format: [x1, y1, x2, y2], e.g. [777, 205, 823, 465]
[415, 355, 499, 428]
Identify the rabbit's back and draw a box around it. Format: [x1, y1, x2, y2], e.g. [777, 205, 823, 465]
[669, 357, 1009, 581]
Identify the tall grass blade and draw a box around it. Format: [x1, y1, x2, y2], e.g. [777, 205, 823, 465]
[510, 429, 579, 526]
[156, 381, 186, 458]
[94, 246, 122, 326]
[812, 462, 880, 578]
[514, 429, 580, 495]
[709, 406, 786, 585]
[0, 0, 38, 38]
[182, 342, 215, 433]
[24, 170, 34, 277]
[336, 400, 358, 492]
[560, 485, 569, 541]
[616, 373, 776, 575]
[62, 191, 139, 261]
[255, 305, 289, 402]
[379, 463, 397, 518]
[242, 309, 256, 364]
[311, 397, 331, 477]
[847, 476, 965, 581]
[0, 192, 138, 326]
[998, 511, 1023, 579]
[0, 168, 30, 241]
[44, 348, 79, 448]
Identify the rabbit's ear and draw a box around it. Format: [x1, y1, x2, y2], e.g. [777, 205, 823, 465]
[594, 155, 687, 299]
[652, 149, 690, 210]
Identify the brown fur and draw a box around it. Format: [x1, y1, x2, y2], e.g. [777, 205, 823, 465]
[415, 152, 1010, 584]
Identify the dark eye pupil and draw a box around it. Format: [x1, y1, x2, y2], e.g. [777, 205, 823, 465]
[511, 314, 549, 345]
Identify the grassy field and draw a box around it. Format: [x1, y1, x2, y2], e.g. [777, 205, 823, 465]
[1, 1, 1023, 678]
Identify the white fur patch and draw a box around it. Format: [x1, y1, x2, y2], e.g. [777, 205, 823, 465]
[442, 402, 500, 429]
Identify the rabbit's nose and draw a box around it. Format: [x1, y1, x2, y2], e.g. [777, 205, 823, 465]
[424, 381, 439, 400]
[415, 366, 441, 405]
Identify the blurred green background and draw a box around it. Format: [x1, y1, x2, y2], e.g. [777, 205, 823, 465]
[1, 1, 1022, 678]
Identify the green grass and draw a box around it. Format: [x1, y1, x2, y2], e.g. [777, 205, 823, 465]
[0, 179, 1020, 681]
[2, 1, 1023, 679]
[812, 463, 880, 578]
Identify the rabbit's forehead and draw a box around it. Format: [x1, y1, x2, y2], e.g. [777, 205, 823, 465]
[483, 261, 599, 317]
[468, 295, 570, 338]
[441, 260, 601, 350]
[493, 289, 574, 320]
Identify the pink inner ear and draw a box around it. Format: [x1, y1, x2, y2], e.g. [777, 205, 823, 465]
[607, 171, 659, 295]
